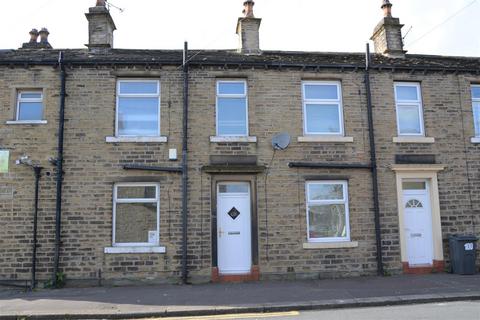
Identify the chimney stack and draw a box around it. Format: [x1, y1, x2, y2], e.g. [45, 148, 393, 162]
[21, 28, 52, 49]
[370, 0, 406, 58]
[85, 0, 116, 52]
[236, 0, 261, 55]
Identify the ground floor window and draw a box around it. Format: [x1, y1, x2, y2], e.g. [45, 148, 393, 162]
[113, 183, 160, 247]
[306, 181, 350, 242]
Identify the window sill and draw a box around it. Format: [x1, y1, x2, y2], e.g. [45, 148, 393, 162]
[6, 120, 47, 125]
[471, 137, 480, 144]
[106, 136, 168, 143]
[104, 246, 166, 254]
[303, 241, 358, 249]
[393, 136, 435, 144]
[210, 136, 257, 143]
[298, 136, 354, 143]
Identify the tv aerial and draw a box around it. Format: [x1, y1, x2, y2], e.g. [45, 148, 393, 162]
[271, 132, 291, 151]
[105, 0, 125, 13]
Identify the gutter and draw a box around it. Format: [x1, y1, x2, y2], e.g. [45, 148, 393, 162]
[123, 164, 182, 173]
[365, 44, 384, 276]
[288, 163, 372, 170]
[53, 52, 67, 286]
[181, 42, 190, 284]
[1, 59, 479, 74]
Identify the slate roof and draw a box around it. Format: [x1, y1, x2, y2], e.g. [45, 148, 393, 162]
[0, 48, 479, 71]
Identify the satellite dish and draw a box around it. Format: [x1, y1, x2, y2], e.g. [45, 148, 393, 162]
[272, 132, 291, 150]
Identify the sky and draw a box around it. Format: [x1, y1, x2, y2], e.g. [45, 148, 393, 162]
[1, 0, 479, 56]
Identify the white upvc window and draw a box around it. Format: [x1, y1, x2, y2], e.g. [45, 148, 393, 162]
[112, 183, 160, 247]
[116, 80, 161, 137]
[306, 181, 350, 243]
[394, 82, 425, 136]
[471, 85, 480, 137]
[302, 81, 344, 135]
[16, 91, 44, 121]
[216, 80, 248, 136]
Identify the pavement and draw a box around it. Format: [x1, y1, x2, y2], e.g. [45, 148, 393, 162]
[0, 273, 480, 319]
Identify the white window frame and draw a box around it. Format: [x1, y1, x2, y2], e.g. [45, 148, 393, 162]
[16, 90, 44, 121]
[302, 81, 344, 136]
[394, 82, 425, 136]
[112, 182, 160, 247]
[306, 181, 350, 243]
[216, 80, 249, 137]
[115, 79, 161, 137]
[471, 85, 480, 137]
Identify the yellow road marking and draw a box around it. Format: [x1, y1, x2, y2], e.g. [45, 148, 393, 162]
[146, 310, 300, 320]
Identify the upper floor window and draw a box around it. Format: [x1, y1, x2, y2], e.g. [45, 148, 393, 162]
[306, 181, 350, 243]
[113, 183, 160, 247]
[394, 82, 424, 136]
[16, 91, 44, 121]
[116, 80, 160, 137]
[216, 80, 248, 136]
[471, 85, 480, 137]
[302, 81, 344, 135]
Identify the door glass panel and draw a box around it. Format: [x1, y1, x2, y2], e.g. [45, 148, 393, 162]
[402, 181, 426, 190]
[219, 184, 249, 194]
[406, 199, 424, 208]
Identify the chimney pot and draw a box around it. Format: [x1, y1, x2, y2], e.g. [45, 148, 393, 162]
[96, 0, 106, 6]
[22, 27, 52, 49]
[29, 28, 39, 43]
[243, 0, 255, 18]
[39, 28, 50, 43]
[381, 0, 393, 17]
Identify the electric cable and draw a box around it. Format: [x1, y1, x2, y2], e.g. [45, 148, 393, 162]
[407, 0, 478, 47]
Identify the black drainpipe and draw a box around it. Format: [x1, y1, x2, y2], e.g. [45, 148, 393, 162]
[53, 51, 67, 286]
[181, 42, 190, 284]
[365, 44, 384, 276]
[31, 166, 43, 290]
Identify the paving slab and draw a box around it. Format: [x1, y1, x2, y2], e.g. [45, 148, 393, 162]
[0, 274, 479, 319]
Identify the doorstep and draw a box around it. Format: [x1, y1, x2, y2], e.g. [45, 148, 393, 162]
[212, 266, 260, 283]
[402, 260, 445, 274]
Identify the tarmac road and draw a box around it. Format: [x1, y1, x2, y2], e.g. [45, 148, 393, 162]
[151, 301, 480, 320]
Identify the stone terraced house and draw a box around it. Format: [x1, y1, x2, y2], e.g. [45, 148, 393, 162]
[0, 0, 479, 287]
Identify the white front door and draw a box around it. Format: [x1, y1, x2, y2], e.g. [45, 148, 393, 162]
[217, 182, 252, 275]
[403, 181, 434, 265]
